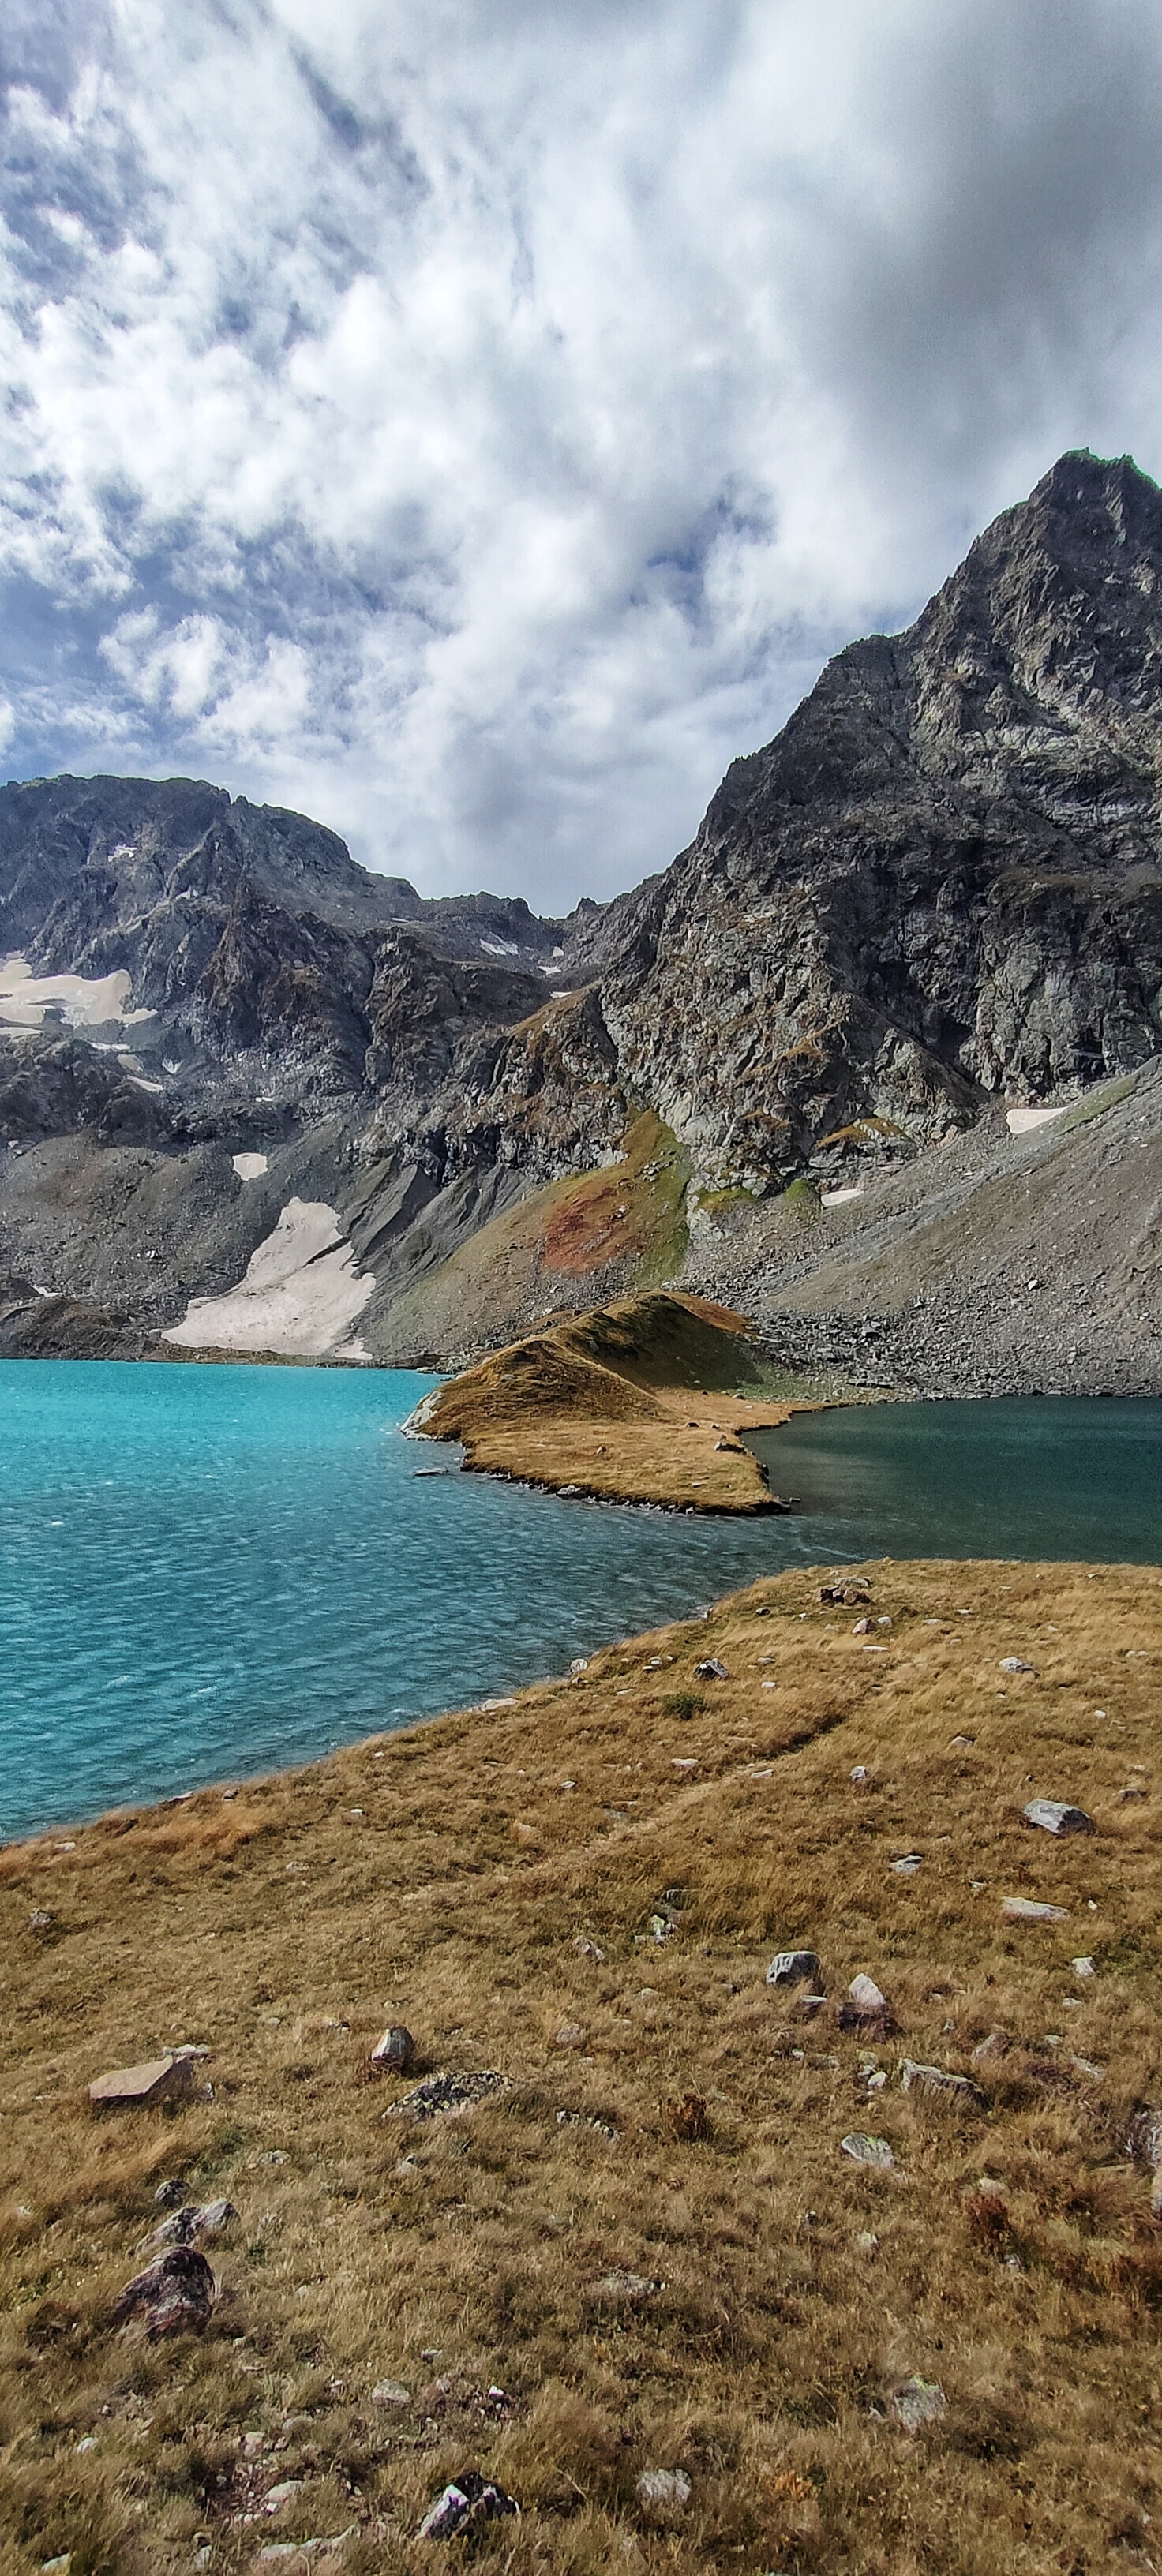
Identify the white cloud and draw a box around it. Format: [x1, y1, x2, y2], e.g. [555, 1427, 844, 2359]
[2, 0, 1162, 903]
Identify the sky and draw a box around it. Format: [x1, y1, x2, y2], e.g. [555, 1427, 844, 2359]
[2, 2, 1162, 910]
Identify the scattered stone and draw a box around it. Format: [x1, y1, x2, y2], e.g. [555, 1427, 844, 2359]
[371, 2381, 410, 2409]
[694, 1657, 729, 1679]
[1070, 2056, 1105, 2081]
[111, 2245, 216, 2338]
[1023, 1799, 1095, 1837]
[794, 1993, 827, 2018]
[817, 1582, 869, 1606]
[573, 1937, 605, 1961]
[383, 2070, 510, 2121]
[839, 1975, 894, 2031]
[556, 2108, 619, 2142]
[636, 2469, 691, 2520]
[852, 1616, 875, 1635]
[767, 1949, 823, 1990]
[999, 1657, 1036, 1675]
[418, 2375, 513, 2424]
[154, 2176, 186, 2208]
[890, 2376, 947, 2432]
[970, 2027, 1012, 2066]
[552, 2022, 587, 2050]
[150, 2199, 238, 2248]
[1071, 1956, 1096, 1979]
[849, 1765, 869, 1784]
[841, 2133, 894, 2168]
[889, 1853, 924, 1875]
[28, 1909, 54, 1929]
[1003, 1896, 1070, 1923]
[587, 2269, 661, 2303]
[900, 2060, 981, 2106]
[264, 2483, 303, 2515]
[1126, 2108, 1162, 2170]
[369, 2024, 414, 2076]
[89, 2054, 196, 2113]
[257, 2530, 358, 2567]
[418, 2473, 519, 2541]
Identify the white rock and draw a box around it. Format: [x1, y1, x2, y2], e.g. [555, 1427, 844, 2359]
[849, 1975, 887, 2014]
[1003, 1896, 1069, 1923]
[1071, 1956, 1096, 1979]
[636, 2469, 691, 2519]
[999, 1657, 1036, 1675]
[371, 2381, 410, 2408]
[841, 2132, 894, 2168]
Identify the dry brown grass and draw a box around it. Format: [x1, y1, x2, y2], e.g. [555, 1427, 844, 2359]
[413, 1290, 811, 1509]
[2, 1557, 1162, 2576]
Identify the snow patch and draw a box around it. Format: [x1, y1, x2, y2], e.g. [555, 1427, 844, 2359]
[232, 1152, 268, 1182]
[0, 953, 155, 1032]
[1007, 1103, 1068, 1134]
[163, 1199, 373, 1358]
[822, 1185, 864, 1207]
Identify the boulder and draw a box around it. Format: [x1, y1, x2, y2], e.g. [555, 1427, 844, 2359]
[370, 2380, 411, 2409]
[383, 2069, 509, 2121]
[900, 2059, 981, 2106]
[636, 2469, 692, 2520]
[766, 1949, 823, 1990]
[890, 2377, 947, 2432]
[88, 2054, 195, 2113]
[1071, 1956, 1096, 1979]
[1023, 1799, 1095, 1837]
[369, 2024, 415, 2076]
[999, 1657, 1036, 1675]
[970, 2027, 1012, 2066]
[111, 2245, 216, 2338]
[838, 1974, 894, 2031]
[418, 2473, 518, 2541]
[1003, 1896, 1069, 1923]
[852, 1616, 875, 1635]
[840, 2132, 894, 2168]
[149, 2198, 237, 2248]
[694, 1657, 729, 1679]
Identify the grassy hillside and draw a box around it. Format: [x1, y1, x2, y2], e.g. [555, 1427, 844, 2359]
[407, 1290, 808, 1508]
[2, 1559, 1160, 2575]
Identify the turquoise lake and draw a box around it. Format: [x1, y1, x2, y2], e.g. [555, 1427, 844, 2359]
[1, 1362, 1159, 1842]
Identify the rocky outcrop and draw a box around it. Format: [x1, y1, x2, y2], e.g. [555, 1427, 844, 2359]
[587, 452, 1162, 1192]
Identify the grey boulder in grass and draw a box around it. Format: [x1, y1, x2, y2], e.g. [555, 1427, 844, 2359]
[1023, 1799, 1096, 1837]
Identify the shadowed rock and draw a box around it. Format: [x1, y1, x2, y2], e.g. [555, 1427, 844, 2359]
[111, 2245, 216, 2338]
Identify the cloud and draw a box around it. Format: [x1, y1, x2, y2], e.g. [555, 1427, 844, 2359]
[2, 0, 1162, 907]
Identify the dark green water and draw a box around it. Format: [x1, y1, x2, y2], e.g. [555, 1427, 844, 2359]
[752, 1397, 1162, 1564]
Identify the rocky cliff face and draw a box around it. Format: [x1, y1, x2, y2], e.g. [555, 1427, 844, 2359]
[2, 451, 1161, 1373]
[579, 451, 1162, 1193]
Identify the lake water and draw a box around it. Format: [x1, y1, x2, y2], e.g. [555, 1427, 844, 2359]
[1, 1364, 1159, 1842]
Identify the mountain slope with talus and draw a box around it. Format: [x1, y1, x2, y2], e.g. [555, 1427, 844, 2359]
[1, 451, 1160, 1383]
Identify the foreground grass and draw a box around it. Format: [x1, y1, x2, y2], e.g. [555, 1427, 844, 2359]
[2, 1558, 1161, 2576]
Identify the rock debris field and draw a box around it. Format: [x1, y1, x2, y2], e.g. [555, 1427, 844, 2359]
[2, 1556, 1161, 2575]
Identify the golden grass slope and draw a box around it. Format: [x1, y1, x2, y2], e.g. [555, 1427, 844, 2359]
[2, 1559, 1162, 2574]
[407, 1289, 808, 1509]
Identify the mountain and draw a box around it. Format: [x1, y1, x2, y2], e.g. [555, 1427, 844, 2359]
[2, 451, 1160, 1383]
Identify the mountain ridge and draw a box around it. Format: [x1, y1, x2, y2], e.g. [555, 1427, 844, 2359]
[2, 449, 1160, 1383]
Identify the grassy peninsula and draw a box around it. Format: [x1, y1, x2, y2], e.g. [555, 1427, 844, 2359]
[2, 1558, 1161, 2574]
[406, 1290, 824, 1510]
